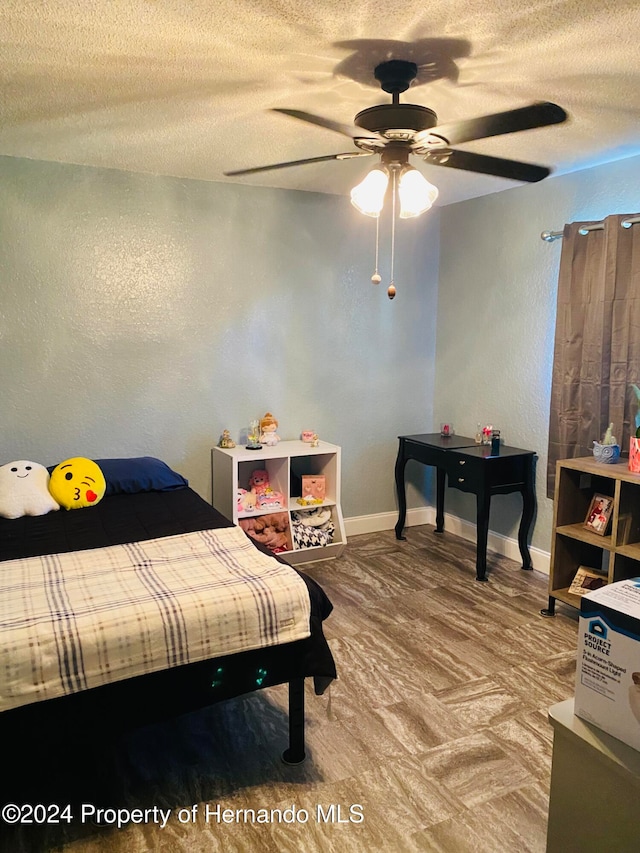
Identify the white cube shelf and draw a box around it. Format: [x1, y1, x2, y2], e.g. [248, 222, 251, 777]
[212, 440, 346, 565]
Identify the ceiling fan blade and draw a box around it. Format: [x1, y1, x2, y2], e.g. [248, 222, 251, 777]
[426, 149, 551, 182]
[419, 102, 567, 147]
[224, 151, 374, 177]
[272, 108, 382, 141]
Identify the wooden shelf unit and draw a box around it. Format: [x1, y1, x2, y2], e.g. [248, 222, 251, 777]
[212, 440, 346, 566]
[543, 456, 640, 615]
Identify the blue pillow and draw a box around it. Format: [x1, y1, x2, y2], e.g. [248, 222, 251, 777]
[94, 457, 188, 496]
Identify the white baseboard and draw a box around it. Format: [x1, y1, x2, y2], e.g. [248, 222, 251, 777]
[344, 507, 550, 575]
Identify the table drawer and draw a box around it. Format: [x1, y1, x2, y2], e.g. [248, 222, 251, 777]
[446, 452, 484, 492]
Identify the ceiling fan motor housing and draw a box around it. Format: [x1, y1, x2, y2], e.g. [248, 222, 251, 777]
[354, 104, 438, 137]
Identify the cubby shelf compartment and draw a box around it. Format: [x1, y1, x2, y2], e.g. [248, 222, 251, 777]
[212, 440, 346, 565]
[543, 456, 640, 617]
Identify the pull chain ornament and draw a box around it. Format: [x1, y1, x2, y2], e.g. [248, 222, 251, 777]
[387, 282, 396, 299]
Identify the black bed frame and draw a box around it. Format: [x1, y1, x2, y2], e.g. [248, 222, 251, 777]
[283, 678, 306, 764]
[1, 648, 310, 767]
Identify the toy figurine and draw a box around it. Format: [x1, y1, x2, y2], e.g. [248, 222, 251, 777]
[259, 412, 281, 447]
[219, 429, 236, 448]
[310, 433, 319, 447]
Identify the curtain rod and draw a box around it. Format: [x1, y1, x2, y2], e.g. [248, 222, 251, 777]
[541, 214, 640, 241]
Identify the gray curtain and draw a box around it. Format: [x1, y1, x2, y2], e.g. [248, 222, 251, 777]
[547, 214, 640, 498]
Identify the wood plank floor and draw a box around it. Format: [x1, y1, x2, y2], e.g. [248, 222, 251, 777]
[2, 525, 579, 853]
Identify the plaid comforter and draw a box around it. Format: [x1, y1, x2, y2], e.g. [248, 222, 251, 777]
[0, 527, 311, 713]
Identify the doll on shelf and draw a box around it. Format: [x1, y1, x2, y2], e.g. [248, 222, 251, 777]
[248, 469, 285, 509]
[259, 412, 281, 447]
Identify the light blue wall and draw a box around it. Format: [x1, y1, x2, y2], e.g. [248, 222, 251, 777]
[4, 150, 636, 546]
[0, 156, 440, 514]
[434, 153, 640, 553]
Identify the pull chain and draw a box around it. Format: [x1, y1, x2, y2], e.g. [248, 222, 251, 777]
[371, 214, 381, 284]
[388, 170, 397, 300]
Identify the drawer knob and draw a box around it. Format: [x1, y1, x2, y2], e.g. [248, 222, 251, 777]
[458, 477, 465, 483]
[459, 460, 466, 465]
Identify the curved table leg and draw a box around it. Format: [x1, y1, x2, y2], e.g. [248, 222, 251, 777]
[518, 466, 536, 570]
[394, 446, 407, 540]
[475, 490, 490, 581]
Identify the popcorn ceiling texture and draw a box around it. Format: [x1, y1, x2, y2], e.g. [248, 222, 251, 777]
[1, 1, 639, 206]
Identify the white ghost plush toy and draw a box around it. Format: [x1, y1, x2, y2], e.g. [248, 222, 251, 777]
[0, 461, 60, 519]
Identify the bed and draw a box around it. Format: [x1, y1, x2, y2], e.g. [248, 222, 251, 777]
[0, 459, 336, 770]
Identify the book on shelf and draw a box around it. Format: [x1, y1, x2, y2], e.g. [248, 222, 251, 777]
[568, 565, 608, 597]
[584, 493, 614, 536]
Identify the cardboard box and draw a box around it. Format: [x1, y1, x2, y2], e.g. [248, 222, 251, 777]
[575, 579, 640, 751]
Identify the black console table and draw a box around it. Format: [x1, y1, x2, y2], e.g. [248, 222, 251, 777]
[394, 433, 536, 581]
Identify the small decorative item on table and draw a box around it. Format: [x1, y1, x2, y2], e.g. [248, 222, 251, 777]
[491, 429, 501, 454]
[310, 434, 319, 447]
[630, 438, 640, 474]
[584, 493, 614, 536]
[301, 430, 315, 443]
[247, 419, 262, 450]
[481, 425, 493, 445]
[218, 429, 236, 448]
[440, 423, 453, 437]
[593, 423, 620, 464]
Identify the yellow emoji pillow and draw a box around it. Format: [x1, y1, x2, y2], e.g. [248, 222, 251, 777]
[49, 457, 106, 510]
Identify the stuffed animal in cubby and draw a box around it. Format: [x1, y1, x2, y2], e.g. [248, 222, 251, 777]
[237, 487, 257, 514]
[248, 469, 285, 509]
[239, 512, 291, 553]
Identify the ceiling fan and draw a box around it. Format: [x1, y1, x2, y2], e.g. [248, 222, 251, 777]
[224, 59, 568, 185]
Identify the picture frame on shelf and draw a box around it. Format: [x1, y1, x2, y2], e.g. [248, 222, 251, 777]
[568, 566, 608, 597]
[584, 493, 614, 536]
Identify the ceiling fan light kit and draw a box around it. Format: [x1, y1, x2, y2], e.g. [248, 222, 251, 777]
[398, 167, 439, 218]
[350, 166, 389, 216]
[224, 59, 567, 300]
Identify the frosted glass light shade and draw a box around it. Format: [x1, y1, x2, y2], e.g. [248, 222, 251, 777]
[350, 167, 389, 217]
[398, 168, 439, 218]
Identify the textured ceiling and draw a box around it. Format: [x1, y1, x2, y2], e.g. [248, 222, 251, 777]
[1, 0, 640, 205]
